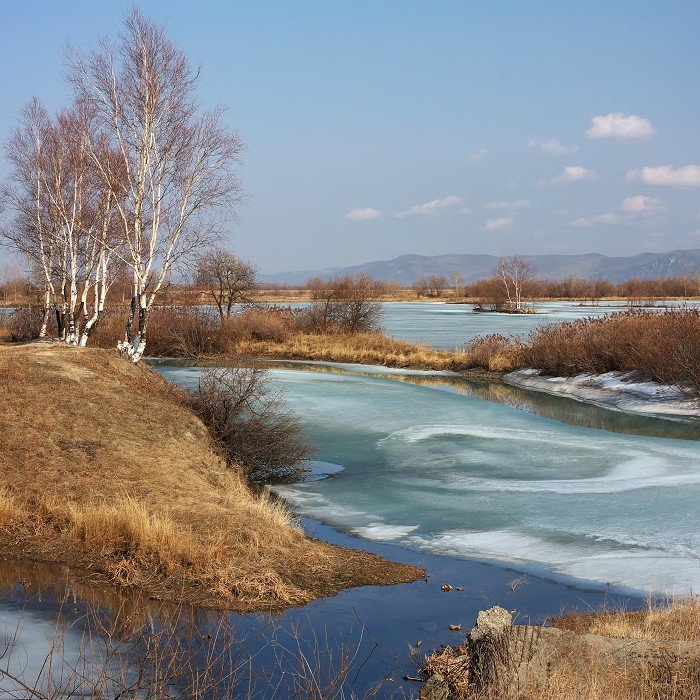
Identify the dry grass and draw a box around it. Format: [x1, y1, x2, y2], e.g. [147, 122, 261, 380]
[0, 343, 422, 610]
[553, 597, 700, 642]
[464, 334, 522, 372]
[422, 599, 700, 699]
[523, 308, 700, 393]
[237, 331, 473, 371]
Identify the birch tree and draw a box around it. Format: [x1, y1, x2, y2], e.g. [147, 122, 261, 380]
[69, 8, 244, 362]
[496, 256, 535, 311]
[2, 100, 120, 344]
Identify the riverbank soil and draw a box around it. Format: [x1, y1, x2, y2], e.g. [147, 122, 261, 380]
[0, 343, 422, 610]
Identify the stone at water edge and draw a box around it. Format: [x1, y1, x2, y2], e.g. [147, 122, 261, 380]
[468, 605, 513, 644]
[419, 673, 450, 700]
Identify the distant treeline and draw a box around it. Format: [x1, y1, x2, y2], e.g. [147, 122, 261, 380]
[259, 273, 700, 301]
[4, 271, 700, 311]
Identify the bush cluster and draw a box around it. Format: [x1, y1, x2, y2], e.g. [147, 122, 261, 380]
[186, 365, 311, 483]
[89, 302, 380, 357]
[523, 308, 700, 393]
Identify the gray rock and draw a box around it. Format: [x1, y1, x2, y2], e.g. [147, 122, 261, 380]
[419, 673, 450, 700]
[468, 606, 512, 644]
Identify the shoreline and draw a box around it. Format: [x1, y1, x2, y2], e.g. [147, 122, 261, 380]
[0, 516, 645, 698]
[3, 295, 700, 310]
[504, 368, 700, 422]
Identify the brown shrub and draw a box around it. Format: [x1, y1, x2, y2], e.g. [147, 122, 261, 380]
[2, 306, 47, 342]
[91, 306, 295, 356]
[465, 334, 522, 372]
[187, 364, 311, 482]
[229, 306, 294, 342]
[523, 308, 700, 394]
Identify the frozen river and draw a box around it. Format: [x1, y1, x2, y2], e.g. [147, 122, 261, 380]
[160, 360, 700, 596]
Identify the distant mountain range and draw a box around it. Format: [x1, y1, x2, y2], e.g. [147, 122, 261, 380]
[262, 249, 700, 285]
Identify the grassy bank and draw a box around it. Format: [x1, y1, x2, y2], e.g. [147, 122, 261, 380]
[73, 307, 475, 371]
[423, 599, 700, 699]
[236, 332, 473, 371]
[3, 306, 698, 390]
[466, 308, 700, 394]
[0, 343, 422, 610]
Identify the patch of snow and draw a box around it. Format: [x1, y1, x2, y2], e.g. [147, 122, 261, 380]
[504, 370, 700, 421]
[351, 523, 420, 540]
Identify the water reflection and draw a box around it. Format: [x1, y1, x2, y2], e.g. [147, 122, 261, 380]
[266, 360, 699, 441]
[0, 526, 643, 699]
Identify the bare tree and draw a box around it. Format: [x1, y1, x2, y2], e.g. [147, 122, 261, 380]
[334, 273, 383, 332]
[194, 247, 257, 319]
[414, 277, 429, 298]
[415, 275, 448, 298]
[473, 276, 509, 311]
[451, 269, 464, 295]
[189, 365, 311, 482]
[68, 8, 244, 361]
[496, 256, 535, 311]
[305, 274, 382, 333]
[427, 274, 449, 298]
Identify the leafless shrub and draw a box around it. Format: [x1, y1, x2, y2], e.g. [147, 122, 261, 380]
[524, 308, 700, 395]
[91, 307, 231, 357]
[465, 334, 522, 371]
[230, 306, 294, 342]
[3, 306, 47, 342]
[188, 365, 311, 482]
[306, 274, 383, 333]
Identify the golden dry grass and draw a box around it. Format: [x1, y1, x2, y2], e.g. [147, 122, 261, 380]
[0, 343, 422, 610]
[423, 599, 700, 699]
[553, 597, 700, 642]
[236, 331, 474, 371]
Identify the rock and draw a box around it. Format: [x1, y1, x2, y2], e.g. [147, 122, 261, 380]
[468, 606, 512, 644]
[419, 673, 450, 700]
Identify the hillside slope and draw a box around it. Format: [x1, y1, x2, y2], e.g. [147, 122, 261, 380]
[0, 344, 421, 609]
[262, 249, 700, 285]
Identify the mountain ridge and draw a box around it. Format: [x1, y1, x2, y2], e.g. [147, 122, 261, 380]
[261, 249, 700, 285]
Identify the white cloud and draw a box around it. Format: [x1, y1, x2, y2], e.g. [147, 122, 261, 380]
[591, 213, 621, 224]
[549, 165, 597, 184]
[568, 196, 663, 229]
[485, 198, 531, 210]
[470, 148, 488, 163]
[626, 165, 700, 187]
[586, 112, 655, 140]
[484, 216, 513, 230]
[620, 195, 663, 215]
[569, 213, 620, 226]
[569, 217, 593, 227]
[528, 138, 577, 156]
[345, 207, 381, 221]
[396, 196, 462, 218]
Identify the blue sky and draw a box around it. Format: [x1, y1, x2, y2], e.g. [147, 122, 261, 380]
[2, 1, 699, 274]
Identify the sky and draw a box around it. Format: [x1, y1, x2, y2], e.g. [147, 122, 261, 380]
[1, 1, 700, 275]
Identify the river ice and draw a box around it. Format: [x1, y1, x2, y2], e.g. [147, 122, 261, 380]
[160, 363, 700, 595]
